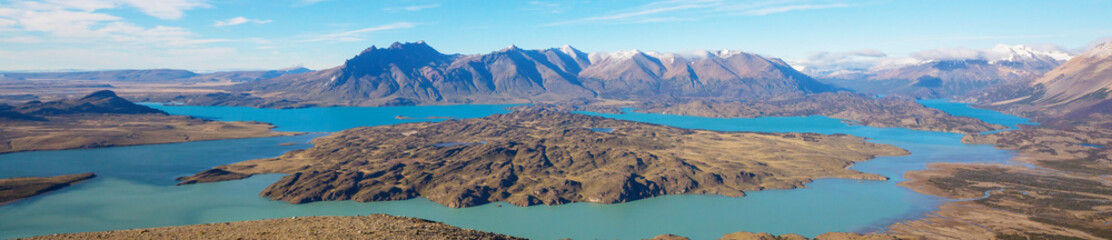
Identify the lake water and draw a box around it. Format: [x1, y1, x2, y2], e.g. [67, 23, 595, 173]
[0, 103, 1026, 239]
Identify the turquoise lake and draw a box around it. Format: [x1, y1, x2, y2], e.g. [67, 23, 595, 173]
[0, 102, 1027, 239]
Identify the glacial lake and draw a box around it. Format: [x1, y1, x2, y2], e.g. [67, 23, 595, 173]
[0, 101, 1026, 239]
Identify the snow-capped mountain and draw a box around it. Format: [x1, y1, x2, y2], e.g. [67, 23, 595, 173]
[815, 44, 1073, 99]
[225, 41, 833, 107]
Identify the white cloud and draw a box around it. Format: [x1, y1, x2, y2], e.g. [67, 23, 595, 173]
[118, 0, 209, 20]
[524, 1, 564, 14]
[384, 4, 441, 12]
[303, 22, 416, 42]
[790, 49, 891, 73]
[548, 0, 716, 26]
[0, 36, 40, 43]
[909, 47, 987, 60]
[297, 0, 327, 6]
[30, 0, 210, 20]
[0, 1, 222, 46]
[214, 17, 272, 27]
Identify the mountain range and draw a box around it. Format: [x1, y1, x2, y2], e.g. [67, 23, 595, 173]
[212, 41, 832, 107]
[989, 41, 1112, 120]
[0, 67, 311, 83]
[815, 44, 1072, 99]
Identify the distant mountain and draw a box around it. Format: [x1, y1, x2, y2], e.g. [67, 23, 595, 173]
[226, 41, 832, 107]
[189, 67, 312, 82]
[992, 42, 1112, 119]
[15, 90, 165, 116]
[0, 69, 198, 82]
[818, 44, 1070, 99]
[0, 67, 311, 83]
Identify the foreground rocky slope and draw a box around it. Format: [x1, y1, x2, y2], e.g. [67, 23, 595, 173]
[893, 164, 1112, 239]
[0, 90, 295, 154]
[22, 214, 523, 240]
[22, 214, 925, 240]
[0, 173, 95, 205]
[181, 110, 906, 207]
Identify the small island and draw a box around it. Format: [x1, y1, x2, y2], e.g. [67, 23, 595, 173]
[181, 110, 907, 208]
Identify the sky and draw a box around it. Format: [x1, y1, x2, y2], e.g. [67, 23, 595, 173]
[0, 0, 1110, 72]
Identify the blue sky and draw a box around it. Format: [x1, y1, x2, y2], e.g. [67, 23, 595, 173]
[0, 0, 1110, 71]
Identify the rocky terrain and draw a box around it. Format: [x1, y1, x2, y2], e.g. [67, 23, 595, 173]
[718, 232, 915, 240]
[163, 41, 833, 107]
[630, 92, 1006, 134]
[892, 163, 1112, 239]
[21, 214, 524, 240]
[0, 173, 95, 205]
[0, 90, 295, 154]
[180, 110, 906, 207]
[19, 214, 927, 240]
[862, 42, 1112, 240]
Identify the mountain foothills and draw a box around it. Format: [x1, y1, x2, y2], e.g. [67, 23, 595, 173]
[816, 44, 1071, 99]
[174, 41, 833, 107]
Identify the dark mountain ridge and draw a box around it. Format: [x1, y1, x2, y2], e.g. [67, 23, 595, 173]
[12, 90, 165, 116]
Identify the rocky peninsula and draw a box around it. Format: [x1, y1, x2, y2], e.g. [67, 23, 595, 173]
[180, 110, 907, 207]
[0, 173, 95, 205]
[631, 92, 1006, 134]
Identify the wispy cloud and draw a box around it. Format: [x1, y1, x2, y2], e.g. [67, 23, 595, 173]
[790, 48, 890, 72]
[34, 0, 211, 20]
[297, 0, 328, 6]
[548, 0, 716, 26]
[303, 22, 417, 42]
[383, 4, 441, 12]
[214, 17, 272, 27]
[547, 0, 852, 26]
[742, 3, 849, 16]
[0, 0, 223, 46]
[0, 36, 40, 43]
[523, 1, 568, 14]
